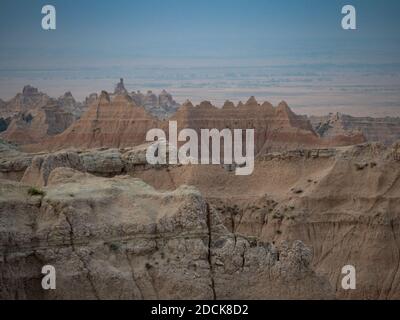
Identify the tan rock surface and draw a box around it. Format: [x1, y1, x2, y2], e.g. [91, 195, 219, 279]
[25, 95, 363, 153]
[33, 92, 159, 152]
[130, 142, 400, 299]
[0, 87, 82, 145]
[311, 113, 400, 146]
[0, 169, 332, 299]
[1, 130, 399, 299]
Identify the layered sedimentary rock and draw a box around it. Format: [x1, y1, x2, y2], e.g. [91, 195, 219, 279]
[84, 93, 98, 107]
[35, 92, 159, 151]
[114, 78, 128, 95]
[0, 140, 34, 181]
[112, 79, 180, 119]
[1, 102, 75, 145]
[25, 94, 364, 153]
[1, 139, 400, 299]
[0, 86, 47, 118]
[57, 91, 87, 119]
[137, 143, 400, 299]
[169, 97, 364, 154]
[0, 168, 332, 299]
[0, 86, 83, 144]
[311, 113, 400, 145]
[131, 89, 180, 119]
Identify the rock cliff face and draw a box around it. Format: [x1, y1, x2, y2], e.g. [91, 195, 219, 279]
[29, 94, 362, 153]
[0, 86, 84, 145]
[131, 89, 180, 119]
[0, 140, 34, 181]
[311, 113, 400, 146]
[114, 78, 128, 95]
[0, 168, 332, 299]
[111, 79, 180, 119]
[1, 140, 400, 299]
[57, 92, 87, 119]
[170, 97, 363, 154]
[128, 142, 400, 299]
[34, 92, 159, 151]
[0, 86, 48, 120]
[2, 83, 400, 300]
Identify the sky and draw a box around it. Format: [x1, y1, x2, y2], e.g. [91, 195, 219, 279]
[0, 0, 399, 116]
[1, 0, 400, 67]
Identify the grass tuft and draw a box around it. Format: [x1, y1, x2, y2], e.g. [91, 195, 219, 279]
[28, 186, 45, 197]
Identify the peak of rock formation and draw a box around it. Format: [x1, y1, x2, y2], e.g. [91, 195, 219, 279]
[311, 112, 400, 145]
[222, 100, 235, 109]
[245, 96, 259, 107]
[22, 97, 365, 153]
[114, 78, 128, 95]
[32, 91, 158, 151]
[182, 100, 194, 108]
[0, 86, 83, 145]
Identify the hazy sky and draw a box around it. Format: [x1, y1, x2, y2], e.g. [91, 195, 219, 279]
[1, 0, 400, 68]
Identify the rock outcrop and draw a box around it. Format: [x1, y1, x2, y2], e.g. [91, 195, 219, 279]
[311, 113, 400, 146]
[20, 143, 165, 187]
[57, 91, 86, 119]
[170, 98, 363, 154]
[0, 168, 332, 299]
[33, 92, 159, 151]
[0, 86, 84, 145]
[1, 140, 400, 299]
[0, 140, 34, 181]
[130, 89, 180, 119]
[22, 94, 365, 153]
[128, 142, 400, 299]
[114, 78, 128, 95]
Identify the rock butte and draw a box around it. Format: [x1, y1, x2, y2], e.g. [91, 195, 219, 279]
[20, 93, 364, 153]
[2, 82, 400, 150]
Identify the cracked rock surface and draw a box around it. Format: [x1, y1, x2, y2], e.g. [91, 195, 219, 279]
[0, 168, 332, 299]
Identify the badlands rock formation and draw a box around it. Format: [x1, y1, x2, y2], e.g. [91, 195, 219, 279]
[131, 89, 180, 119]
[113, 79, 180, 119]
[0, 167, 332, 299]
[1, 140, 400, 299]
[57, 91, 87, 119]
[34, 92, 159, 152]
[147, 89, 180, 119]
[311, 113, 400, 146]
[0, 140, 34, 181]
[134, 142, 400, 300]
[114, 78, 128, 95]
[0, 86, 84, 145]
[2, 82, 400, 147]
[27, 93, 363, 153]
[169, 97, 363, 153]
[1, 82, 400, 299]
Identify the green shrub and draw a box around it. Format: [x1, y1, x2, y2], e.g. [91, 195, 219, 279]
[109, 242, 120, 252]
[28, 187, 45, 196]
